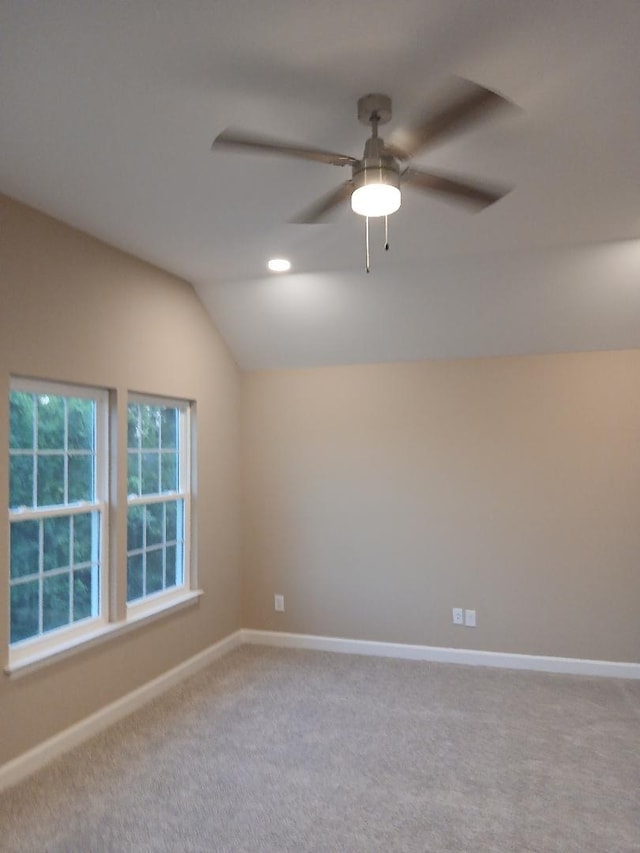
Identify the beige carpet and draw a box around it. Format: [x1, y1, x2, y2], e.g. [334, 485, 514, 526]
[1, 645, 639, 852]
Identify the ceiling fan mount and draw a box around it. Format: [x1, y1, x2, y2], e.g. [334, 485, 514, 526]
[357, 92, 393, 126]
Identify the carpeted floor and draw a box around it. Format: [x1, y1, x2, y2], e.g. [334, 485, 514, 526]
[1, 645, 639, 852]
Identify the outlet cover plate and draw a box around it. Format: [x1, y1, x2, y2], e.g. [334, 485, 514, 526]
[452, 607, 464, 625]
[274, 594, 285, 612]
[465, 609, 477, 627]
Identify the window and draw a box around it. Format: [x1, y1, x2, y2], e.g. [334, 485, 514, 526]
[126, 396, 190, 608]
[8, 380, 107, 655]
[6, 381, 195, 672]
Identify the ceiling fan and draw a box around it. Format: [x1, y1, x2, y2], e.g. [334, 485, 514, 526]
[212, 78, 513, 271]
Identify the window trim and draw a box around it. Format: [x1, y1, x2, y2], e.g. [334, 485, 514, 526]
[8, 378, 110, 668]
[6, 380, 199, 677]
[125, 393, 193, 616]
[4, 588, 203, 678]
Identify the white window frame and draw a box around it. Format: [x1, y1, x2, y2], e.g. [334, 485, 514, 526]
[8, 378, 109, 668]
[126, 393, 192, 619]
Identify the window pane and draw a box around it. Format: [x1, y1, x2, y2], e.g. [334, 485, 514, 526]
[127, 505, 144, 551]
[146, 549, 164, 594]
[37, 453, 65, 506]
[10, 520, 40, 579]
[127, 553, 144, 602]
[165, 544, 177, 588]
[175, 540, 184, 586]
[67, 398, 94, 451]
[10, 391, 34, 449]
[68, 453, 93, 503]
[140, 407, 160, 449]
[9, 383, 104, 651]
[10, 581, 40, 644]
[165, 500, 177, 540]
[37, 395, 65, 450]
[127, 404, 140, 449]
[141, 452, 159, 494]
[10, 454, 33, 509]
[126, 397, 188, 608]
[127, 451, 140, 496]
[73, 513, 93, 564]
[146, 502, 164, 546]
[160, 408, 177, 449]
[43, 573, 70, 632]
[43, 515, 70, 572]
[73, 567, 93, 621]
[161, 452, 178, 492]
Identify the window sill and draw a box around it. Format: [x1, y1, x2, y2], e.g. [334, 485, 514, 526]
[4, 589, 204, 679]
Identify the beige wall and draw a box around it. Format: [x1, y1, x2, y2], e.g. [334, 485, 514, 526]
[3, 190, 640, 770]
[241, 354, 640, 663]
[0, 194, 241, 765]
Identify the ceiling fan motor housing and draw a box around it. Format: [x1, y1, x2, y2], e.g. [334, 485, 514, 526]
[351, 136, 401, 195]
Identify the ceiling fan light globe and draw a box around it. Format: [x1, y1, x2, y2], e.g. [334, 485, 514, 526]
[351, 184, 401, 217]
[267, 258, 291, 272]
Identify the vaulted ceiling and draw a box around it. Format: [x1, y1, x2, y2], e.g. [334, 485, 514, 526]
[2, 1, 640, 368]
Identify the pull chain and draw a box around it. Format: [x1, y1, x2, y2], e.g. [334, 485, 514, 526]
[365, 216, 370, 273]
[364, 214, 391, 272]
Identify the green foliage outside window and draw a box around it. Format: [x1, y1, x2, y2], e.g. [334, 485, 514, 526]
[10, 392, 94, 510]
[126, 402, 184, 603]
[8, 388, 189, 648]
[9, 389, 99, 645]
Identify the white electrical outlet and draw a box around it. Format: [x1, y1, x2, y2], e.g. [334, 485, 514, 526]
[274, 594, 285, 612]
[452, 607, 464, 625]
[465, 609, 477, 627]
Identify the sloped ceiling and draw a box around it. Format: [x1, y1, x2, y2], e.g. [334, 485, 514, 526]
[2, 1, 640, 368]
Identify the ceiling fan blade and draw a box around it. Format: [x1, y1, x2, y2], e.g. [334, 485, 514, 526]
[402, 167, 511, 210]
[213, 129, 357, 167]
[386, 78, 513, 160]
[290, 180, 355, 224]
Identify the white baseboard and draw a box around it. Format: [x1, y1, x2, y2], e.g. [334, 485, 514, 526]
[0, 629, 243, 794]
[3, 627, 637, 794]
[241, 629, 640, 679]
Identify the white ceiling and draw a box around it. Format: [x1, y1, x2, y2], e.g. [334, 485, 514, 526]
[2, 0, 640, 369]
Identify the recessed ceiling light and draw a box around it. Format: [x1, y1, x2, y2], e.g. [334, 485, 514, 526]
[268, 258, 291, 273]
